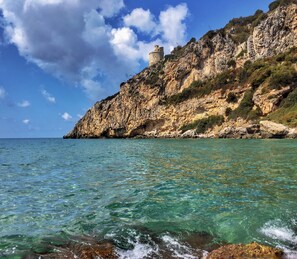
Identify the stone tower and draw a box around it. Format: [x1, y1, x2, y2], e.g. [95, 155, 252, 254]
[149, 45, 164, 67]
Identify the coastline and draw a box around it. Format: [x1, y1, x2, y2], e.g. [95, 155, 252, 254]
[21, 234, 285, 258]
[64, 120, 297, 139]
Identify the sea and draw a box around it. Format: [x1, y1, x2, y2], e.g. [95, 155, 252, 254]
[0, 138, 297, 258]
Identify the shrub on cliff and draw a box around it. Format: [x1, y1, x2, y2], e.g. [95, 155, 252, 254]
[269, 65, 297, 89]
[228, 90, 255, 120]
[250, 67, 271, 89]
[165, 48, 296, 106]
[268, 88, 297, 127]
[166, 80, 211, 104]
[226, 92, 238, 103]
[269, 0, 296, 11]
[226, 10, 267, 44]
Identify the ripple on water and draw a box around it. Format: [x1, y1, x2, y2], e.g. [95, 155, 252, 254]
[0, 139, 297, 257]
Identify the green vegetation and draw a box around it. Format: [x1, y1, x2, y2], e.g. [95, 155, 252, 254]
[225, 107, 233, 116]
[227, 90, 262, 121]
[269, 65, 297, 90]
[227, 59, 236, 68]
[163, 43, 191, 62]
[187, 37, 196, 45]
[102, 93, 119, 102]
[269, 0, 296, 11]
[250, 67, 271, 89]
[226, 92, 238, 103]
[164, 47, 297, 108]
[225, 9, 268, 44]
[199, 0, 295, 46]
[165, 80, 211, 105]
[144, 63, 164, 86]
[166, 71, 237, 105]
[228, 90, 255, 120]
[180, 115, 225, 134]
[145, 71, 159, 85]
[268, 88, 297, 127]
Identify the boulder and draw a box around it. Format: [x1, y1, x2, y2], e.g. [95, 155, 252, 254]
[260, 120, 289, 138]
[287, 128, 297, 139]
[207, 242, 283, 259]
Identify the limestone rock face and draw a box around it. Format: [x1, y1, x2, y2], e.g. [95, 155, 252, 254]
[260, 120, 290, 138]
[249, 5, 297, 60]
[253, 86, 291, 115]
[65, 4, 297, 139]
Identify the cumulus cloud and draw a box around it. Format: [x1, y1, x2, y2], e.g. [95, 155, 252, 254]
[22, 119, 30, 124]
[123, 8, 156, 34]
[110, 27, 140, 61]
[159, 3, 188, 48]
[17, 100, 31, 107]
[61, 112, 72, 121]
[81, 79, 105, 101]
[0, 1, 189, 100]
[0, 87, 6, 99]
[97, 0, 124, 18]
[41, 89, 56, 103]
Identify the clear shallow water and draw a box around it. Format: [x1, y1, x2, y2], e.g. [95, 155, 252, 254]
[0, 138, 297, 258]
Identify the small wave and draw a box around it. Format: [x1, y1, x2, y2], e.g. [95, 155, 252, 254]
[260, 220, 297, 259]
[116, 236, 158, 259]
[161, 234, 207, 259]
[260, 220, 297, 244]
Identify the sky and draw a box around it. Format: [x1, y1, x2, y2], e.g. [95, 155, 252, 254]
[0, 0, 273, 138]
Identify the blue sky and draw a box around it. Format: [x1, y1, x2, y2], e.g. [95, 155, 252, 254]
[0, 0, 272, 138]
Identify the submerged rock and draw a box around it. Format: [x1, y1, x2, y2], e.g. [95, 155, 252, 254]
[206, 242, 283, 259]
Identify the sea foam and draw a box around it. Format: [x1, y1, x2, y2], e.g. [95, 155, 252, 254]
[260, 220, 297, 259]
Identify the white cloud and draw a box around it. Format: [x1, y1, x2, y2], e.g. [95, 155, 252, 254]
[17, 100, 31, 107]
[81, 79, 105, 101]
[110, 27, 140, 61]
[61, 112, 72, 121]
[41, 89, 56, 103]
[111, 4, 189, 63]
[123, 8, 156, 34]
[159, 3, 188, 48]
[0, 87, 6, 99]
[77, 114, 83, 119]
[0, 1, 189, 101]
[22, 119, 30, 124]
[97, 0, 124, 18]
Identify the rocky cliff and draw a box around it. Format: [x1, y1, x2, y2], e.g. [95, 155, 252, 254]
[65, 1, 297, 139]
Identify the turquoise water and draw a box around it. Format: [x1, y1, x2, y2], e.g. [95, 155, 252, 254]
[0, 139, 297, 258]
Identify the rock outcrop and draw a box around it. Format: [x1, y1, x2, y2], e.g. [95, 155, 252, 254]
[206, 242, 284, 259]
[27, 240, 116, 259]
[260, 120, 290, 138]
[65, 2, 297, 139]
